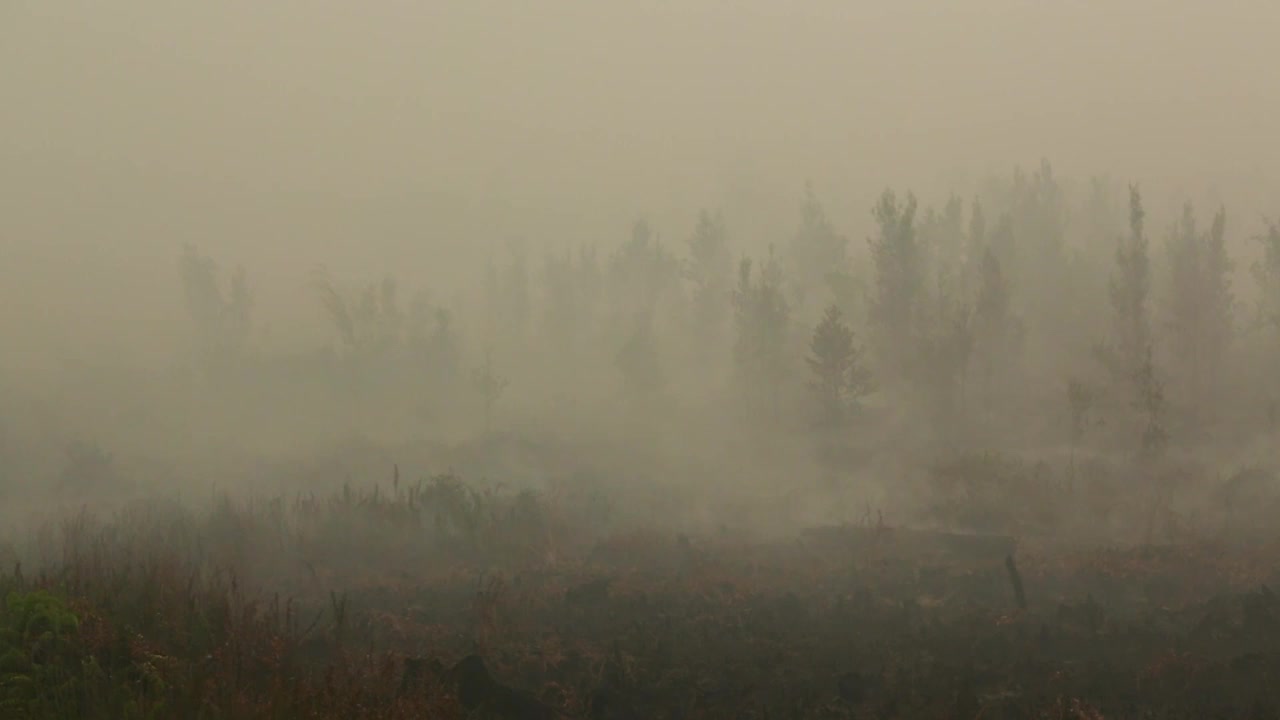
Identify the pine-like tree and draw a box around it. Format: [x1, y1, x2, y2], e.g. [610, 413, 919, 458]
[806, 305, 872, 425]
[1253, 220, 1280, 414]
[790, 184, 849, 312]
[1094, 185, 1172, 453]
[868, 189, 923, 381]
[986, 160, 1067, 336]
[962, 198, 987, 296]
[610, 219, 679, 329]
[1098, 185, 1153, 386]
[1165, 203, 1233, 428]
[732, 248, 791, 415]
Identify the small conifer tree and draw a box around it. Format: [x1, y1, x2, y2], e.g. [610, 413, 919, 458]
[806, 304, 872, 425]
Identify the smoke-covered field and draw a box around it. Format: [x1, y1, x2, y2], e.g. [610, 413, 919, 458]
[5, 2, 1280, 718]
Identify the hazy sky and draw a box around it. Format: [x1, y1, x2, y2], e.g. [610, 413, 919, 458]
[3, 1, 1278, 367]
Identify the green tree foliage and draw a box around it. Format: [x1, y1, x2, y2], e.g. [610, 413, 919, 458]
[732, 248, 791, 414]
[806, 305, 871, 425]
[178, 245, 253, 383]
[0, 590, 82, 718]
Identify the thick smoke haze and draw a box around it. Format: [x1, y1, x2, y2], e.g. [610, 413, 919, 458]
[6, 4, 1280, 717]
[1, 0, 1279, 546]
[5, 1, 1278, 367]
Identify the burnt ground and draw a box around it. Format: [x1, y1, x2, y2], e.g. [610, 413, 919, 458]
[6, 473, 1280, 719]
[328, 525, 1280, 719]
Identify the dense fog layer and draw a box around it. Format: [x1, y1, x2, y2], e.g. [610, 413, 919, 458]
[3, 2, 1280, 539]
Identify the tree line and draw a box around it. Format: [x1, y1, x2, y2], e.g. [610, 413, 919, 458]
[177, 160, 1280, 463]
